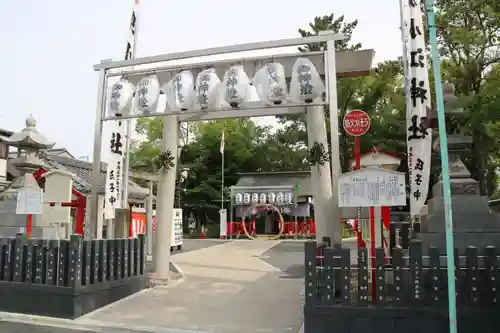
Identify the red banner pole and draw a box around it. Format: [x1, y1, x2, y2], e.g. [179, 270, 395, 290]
[355, 137, 364, 248]
[27, 214, 33, 239]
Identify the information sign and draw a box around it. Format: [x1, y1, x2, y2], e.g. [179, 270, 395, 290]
[338, 168, 406, 207]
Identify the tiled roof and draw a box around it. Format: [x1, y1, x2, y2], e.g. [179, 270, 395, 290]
[7, 152, 148, 200]
[234, 171, 312, 197]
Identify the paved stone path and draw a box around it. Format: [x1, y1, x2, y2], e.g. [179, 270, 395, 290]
[78, 240, 304, 333]
[0, 239, 357, 333]
[0, 322, 96, 333]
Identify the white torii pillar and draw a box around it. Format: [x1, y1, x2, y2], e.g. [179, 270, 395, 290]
[307, 103, 336, 245]
[152, 115, 179, 282]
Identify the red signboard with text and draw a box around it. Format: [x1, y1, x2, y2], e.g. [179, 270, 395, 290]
[343, 109, 371, 136]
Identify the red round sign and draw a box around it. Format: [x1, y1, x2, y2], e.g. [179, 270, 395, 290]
[343, 110, 370, 136]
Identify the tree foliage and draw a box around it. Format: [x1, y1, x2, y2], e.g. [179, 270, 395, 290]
[435, 0, 500, 195]
[129, 3, 500, 225]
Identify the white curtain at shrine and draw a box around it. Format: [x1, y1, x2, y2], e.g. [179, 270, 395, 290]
[403, 0, 432, 216]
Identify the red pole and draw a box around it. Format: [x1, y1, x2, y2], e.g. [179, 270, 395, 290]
[370, 206, 376, 304]
[75, 197, 86, 235]
[355, 137, 364, 249]
[27, 214, 33, 239]
[355, 137, 361, 169]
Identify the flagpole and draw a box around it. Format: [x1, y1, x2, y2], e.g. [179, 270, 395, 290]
[122, 0, 140, 209]
[426, 1, 457, 332]
[221, 131, 225, 210]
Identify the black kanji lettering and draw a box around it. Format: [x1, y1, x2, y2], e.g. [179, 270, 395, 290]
[297, 65, 314, 96]
[137, 85, 149, 108]
[410, 48, 425, 68]
[410, 78, 428, 107]
[408, 115, 429, 140]
[109, 100, 119, 111]
[109, 183, 115, 192]
[415, 158, 424, 171]
[125, 42, 132, 61]
[130, 11, 137, 34]
[413, 190, 421, 200]
[409, 19, 422, 39]
[109, 196, 117, 204]
[415, 174, 423, 186]
[110, 132, 123, 155]
[109, 170, 115, 180]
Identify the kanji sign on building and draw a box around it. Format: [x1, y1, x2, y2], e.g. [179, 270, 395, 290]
[343, 109, 371, 136]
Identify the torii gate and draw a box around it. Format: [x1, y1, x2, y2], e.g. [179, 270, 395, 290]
[89, 33, 374, 281]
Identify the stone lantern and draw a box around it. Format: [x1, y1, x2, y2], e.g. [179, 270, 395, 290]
[0, 116, 55, 238]
[419, 83, 500, 252]
[4, 116, 55, 188]
[426, 83, 475, 194]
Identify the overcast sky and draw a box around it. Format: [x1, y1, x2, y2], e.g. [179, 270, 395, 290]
[1, 0, 402, 161]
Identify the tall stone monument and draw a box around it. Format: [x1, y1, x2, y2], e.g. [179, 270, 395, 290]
[0, 116, 55, 238]
[418, 84, 500, 251]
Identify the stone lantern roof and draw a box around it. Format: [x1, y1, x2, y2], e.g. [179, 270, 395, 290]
[3, 115, 55, 150]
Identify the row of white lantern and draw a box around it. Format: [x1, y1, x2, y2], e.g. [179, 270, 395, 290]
[234, 192, 293, 205]
[107, 58, 325, 116]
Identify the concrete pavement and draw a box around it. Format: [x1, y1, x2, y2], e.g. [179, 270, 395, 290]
[77, 240, 304, 333]
[0, 238, 357, 333]
[0, 322, 97, 333]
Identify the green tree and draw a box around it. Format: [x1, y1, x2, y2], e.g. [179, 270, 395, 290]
[279, 14, 406, 171]
[435, 0, 500, 195]
[129, 116, 282, 222]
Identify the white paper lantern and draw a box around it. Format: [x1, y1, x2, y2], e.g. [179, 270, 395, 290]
[195, 68, 221, 110]
[107, 79, 135, 116]
[246, 84, 261, 103]
[163, 71, 194, 111]
[259, 193, 267, 204]
[289, 58, 325, 103]
[268, 192, 276, 204]
[284, 192, 293, 204]
[243, 193, 251, 204]
[253, 63, 287, 105]
[235, 193, 243, 204]
[276, 192, 284, 204]
[251, 193, 259, 204]
[134, 75, 160, 114]
[223, 65, 249, 107]
[211, 82, 231, 109]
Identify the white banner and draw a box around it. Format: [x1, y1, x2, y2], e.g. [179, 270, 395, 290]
[172, 208, 183, 247]
[403, 0, 432, 216]
[118, 0, 140, 212]
[104, 120, 125, 219]
[219, 209, 227, 237]
[124, 1, 138, 62]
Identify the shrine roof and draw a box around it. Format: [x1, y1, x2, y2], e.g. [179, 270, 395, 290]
[0, 128, 13, 138]
[46, 154, 148, 199]
[234, 171, 312, 197]
[7, 152, 148, 200]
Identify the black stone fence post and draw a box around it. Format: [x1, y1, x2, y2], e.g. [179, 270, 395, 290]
[68, 234, 83, 288]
